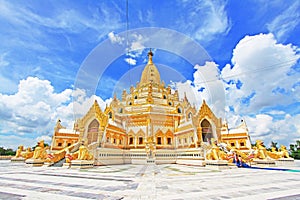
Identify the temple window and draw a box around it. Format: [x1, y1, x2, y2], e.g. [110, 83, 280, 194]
[113, 138, 116, 144]
[157, 137, 162, 145]
[231, 142, 235, 147]
[168, 102, 172, 106]
[119, 139, 122, 145]
[240, 142, 245, 146]
[167, 137, 172, 145]
[119, 108, 123, 113]
[129, 102, 132, 105]
[108, 112, 112, 119]
[188, 112, 192, 120]
[67, 143, 71, 146]
[129, 137, 134, 145]
[163, 95, 167, 99]
[177, 108, 182, 113]
[190, 137, 194, 143]
[184, 138, 187, 144]
[134, 95, 137, 99]
[139, 137, 143, 145]
[58, 143, 62, 147]
[107, 137, 110, 143]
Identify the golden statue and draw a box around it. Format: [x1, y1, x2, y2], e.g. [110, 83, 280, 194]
[279, 145, 289, 158]
[65, 152, 78, 163]
[206, 138, 227, 160]
[21, 147, 34, 159]
[266, 147, 281, 159]
[254, 140, 269, 159]
[78, 145, 93, 160]
[14, 145, 24, 158]
[33, 140, 48, 160]
[66, 142, 93, 162]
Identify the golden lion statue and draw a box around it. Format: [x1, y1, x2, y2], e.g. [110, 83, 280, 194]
[255, 140, 269, 159]
[278, 145, 289, 158]
[206, 139, 227, 160]
[65, 143, 93, 163]
[33, 140, 48, 160]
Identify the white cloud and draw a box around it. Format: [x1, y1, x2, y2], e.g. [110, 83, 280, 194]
[179, 0, 231, 42]
[0, 76, 110, 149]
[124, 58, 137, 65]
[221, 33, 300, 114]
[171, 61, 225, 117]
[219, 33, 300, 147]
[127, 33, 146, 59]
[195, 1, 231, 41]
[267, 1, 300, 41]
[35, 135, 52, 145]
[108, 31, 124, 45]
[243, 113, 300, 147]
[0, 135, 36, 150]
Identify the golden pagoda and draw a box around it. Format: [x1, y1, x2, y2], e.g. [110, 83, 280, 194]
[50, 50, 252, 166]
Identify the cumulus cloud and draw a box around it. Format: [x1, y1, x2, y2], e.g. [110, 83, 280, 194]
[221, 33, 300, 115]
[243, 113, 300, 147]
[172, 61, 225, 117]
[220, 33, 300, 146]
[0, 76, 110, 149]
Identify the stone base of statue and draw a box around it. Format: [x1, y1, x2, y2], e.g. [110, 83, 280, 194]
[275, 158, 294, 166]
[253, 159, 275, 166]
[43, 162, 53, 167]
[25, 158, 44, 167]
[62, 163, 71, 168]
[70, 160, 94, 169]
[11, 157, 26, 163]
[205, 160, 231, 170]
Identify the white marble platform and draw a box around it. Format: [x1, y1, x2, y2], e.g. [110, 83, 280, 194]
[0, 160, 299, 200]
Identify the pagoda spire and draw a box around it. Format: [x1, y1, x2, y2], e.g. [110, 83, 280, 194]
[140, 48, 161, 85]
[147, 49, 153, 64]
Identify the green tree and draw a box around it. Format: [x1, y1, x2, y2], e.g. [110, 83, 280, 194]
[289, 140, 300, 159]
[270, 141, 278, 151]
[0, 147, 16, 156]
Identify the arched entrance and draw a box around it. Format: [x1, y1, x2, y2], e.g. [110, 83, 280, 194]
[87, 119, 99, 145]
[201, 119, 213, 143]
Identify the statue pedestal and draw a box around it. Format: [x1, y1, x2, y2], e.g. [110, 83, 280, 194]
[11, 157, 26, 163]
[205, 160, 232, 170]
[70, 160, 94, 169]
[43, 162, 53, 167]
[253, 159, 275, 166]
[62, 163, 71, 168]
[275, 158, 294, 166]
[25, 158, 44, 167]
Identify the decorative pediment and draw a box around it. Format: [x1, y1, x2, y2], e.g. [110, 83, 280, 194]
[196, 100, 219, 126]
[80, 100, 108, 129]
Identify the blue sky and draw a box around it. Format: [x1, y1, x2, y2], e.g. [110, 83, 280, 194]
[0, 0, 299, 149]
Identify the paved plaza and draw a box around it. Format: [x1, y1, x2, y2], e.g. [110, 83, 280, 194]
[0, 160, 300, 200]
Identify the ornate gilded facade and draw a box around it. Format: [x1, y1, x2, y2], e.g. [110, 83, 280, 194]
[51, 50, 251, 165]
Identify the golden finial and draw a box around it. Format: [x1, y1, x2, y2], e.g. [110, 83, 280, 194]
[147, 48, 153, 64]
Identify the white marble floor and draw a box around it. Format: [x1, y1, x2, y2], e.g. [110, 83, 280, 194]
[0, 160, 300, 200]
